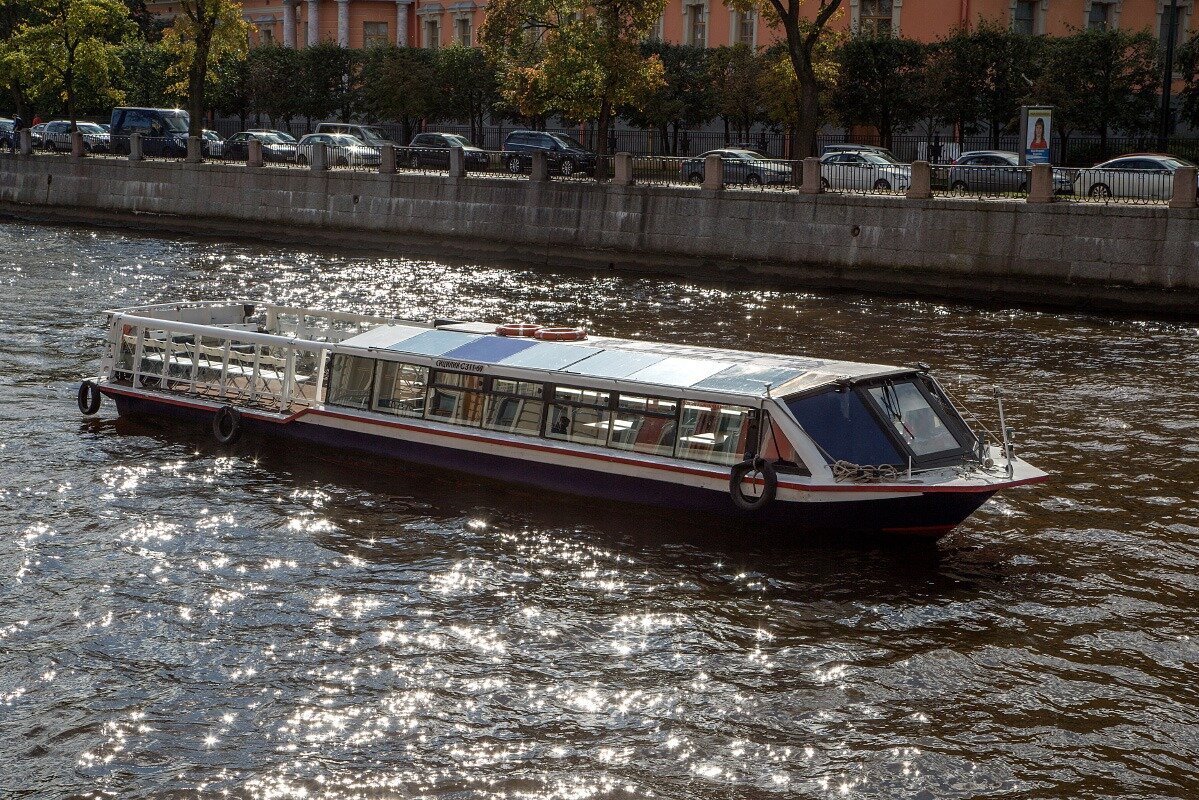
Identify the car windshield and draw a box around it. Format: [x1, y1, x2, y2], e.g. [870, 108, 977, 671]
[203, 130, 221, 140]
[1164, 157, 1196, 168]
[77, 123, 105, 134]
[728, 150, 767, 161]
[256, 133, 288, 144]
[552, 133, 587, 150]
[329, 134, 366, 146]
[862, 152, 900, 165]
[274, 131, 297, 142]
[160, 113, 189, 133]
[445, 134, 472, 147]
[357, 127, 388, 141]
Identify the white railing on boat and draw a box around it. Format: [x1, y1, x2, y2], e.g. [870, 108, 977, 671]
[264, 305, 422, 343]
[106, 313, 332, 413]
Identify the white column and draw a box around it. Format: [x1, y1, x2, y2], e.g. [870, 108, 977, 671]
[307, 0, 319, 45]
[337, 0, 349, 46]
[283, 0, 296, 46]
[396, 0, 411, 46]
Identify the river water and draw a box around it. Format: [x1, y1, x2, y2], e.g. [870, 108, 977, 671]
[1, 220, 1197, 799]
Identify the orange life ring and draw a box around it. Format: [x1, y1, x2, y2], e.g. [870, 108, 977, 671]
[495, 323, 542, 337]
[533, 326, 587, 342]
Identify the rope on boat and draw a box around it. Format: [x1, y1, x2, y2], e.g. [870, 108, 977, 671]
[831, 460, 900, 484]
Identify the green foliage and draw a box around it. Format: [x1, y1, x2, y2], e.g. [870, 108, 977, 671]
[621, 42, 711, 153]
[207, 50, 250, 122]
[708, 44, 767, 139]
[480, 0, 666, 152]
[117, 35, 173, 107]
[245, 44, 302, 126]
[1034, 27, 1160, 149]
[1, 0, 131, 124]
[831, 33, 927, 148]
[971, 21, 1042, 145]
[300, 42, 359, 122]
[359, 45, 436, 141]
[1181, 34, 1199, 131]
[163, 0, 250, 133]
[436, 44, 498, 142]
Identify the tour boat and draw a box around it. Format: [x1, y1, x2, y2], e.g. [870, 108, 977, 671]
[78, 301, 1047, 537]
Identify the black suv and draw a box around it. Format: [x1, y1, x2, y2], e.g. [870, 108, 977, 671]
[406, 132, 491, 171]
[502, 130, 596, 177]
[109, 107, 191, 157]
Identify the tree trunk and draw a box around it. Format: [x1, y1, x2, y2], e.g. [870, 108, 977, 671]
[597, 97, 611, 156]
[189, 36, 212, 136]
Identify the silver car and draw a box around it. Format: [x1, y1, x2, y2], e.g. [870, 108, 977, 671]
[679, 149, 793, 186]
[1073, 154, 1197, 201]
[820, 150, 911, 192]
[296, 133, 382, 167]
[42, 120, 110, 153]
[947, 150, 1073, 195]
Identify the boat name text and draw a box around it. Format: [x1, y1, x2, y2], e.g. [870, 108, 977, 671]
[435, 359, 485, 373]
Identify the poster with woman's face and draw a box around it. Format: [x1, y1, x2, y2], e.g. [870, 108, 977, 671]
[1026, 110, 1051, 164]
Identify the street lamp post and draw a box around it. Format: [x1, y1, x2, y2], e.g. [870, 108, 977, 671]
[1159, 0, 1181, 152]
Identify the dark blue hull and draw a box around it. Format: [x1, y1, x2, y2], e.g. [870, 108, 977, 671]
[108, 392, 994, 536]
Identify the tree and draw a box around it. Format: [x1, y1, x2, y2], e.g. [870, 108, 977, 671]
[1180, 33, 1199, 132]
[620, 42, 710, 154]
[437, 44, 498, 144]
[246, 44, 302, 127]
[972, 21, 1041, 148]
[831, 34, 927, 149]
[709, 44, 767, 144]
[208, 49, 250, 126]
[480, 0, 666, 154]
[2, 0, 130, 127]
[923, 27, 989, 143]
[300, 42, 359, 126]
[1035, 28, 1159, 159]
[728, 0, 843, 158]
[0, 0, 34, 118]
[359, 45, 436, 142]
[117, 35, 173, 108]
[162, 0, 249, 135]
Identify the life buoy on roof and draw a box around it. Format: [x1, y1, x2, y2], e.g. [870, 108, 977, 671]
[495, 323, 542, 337]
[533, 327, 587, 342]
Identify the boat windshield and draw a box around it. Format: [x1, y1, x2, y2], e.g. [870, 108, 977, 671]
[785, 376, 971, 466]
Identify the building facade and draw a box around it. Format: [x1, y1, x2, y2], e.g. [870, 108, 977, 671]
[185, 0, 1194, 50]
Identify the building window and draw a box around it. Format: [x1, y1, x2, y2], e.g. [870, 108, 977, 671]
[424, 18, 440, 48]
[859, 0, 893, 34]
[1087, 2, 1113, 28]
[259, 26, 274, 44]
[1013, 0, 1037, 34]
[1159, 2, 1186, 50]
[734, 10, 754, 46]
[455, 15, 472, 46]
[686, 4, 706, 47]
[363, 21, 389, 47]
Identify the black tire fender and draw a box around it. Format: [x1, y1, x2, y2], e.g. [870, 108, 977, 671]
[729, 457, 777, 512]
[212, 405, 242, 444]
[77, 380, 102, 415]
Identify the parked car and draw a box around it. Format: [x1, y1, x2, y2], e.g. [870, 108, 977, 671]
[109, 107, 190, 157]
[947, 150, 1073, 195]
[29, 122, 47, 147]
[220, 130, 297, 162]
[201, 129, 225, 157]
[295, 133, 381, 166]
[405, 132, 490, 170]
[41, 120, 111, 153]
[0, 118, 12, 148]
[247, 128, 297, 144]
[820, 150, 911, 191]
[1073, 154, 1197, 200]
[822, 143, 898, 161]
[679, 149, 792, 186]
[314, 122, 396, 148]
[502, 130, 597, 177]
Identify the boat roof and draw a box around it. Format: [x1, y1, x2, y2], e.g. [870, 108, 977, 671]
[337, 321, 902, 399]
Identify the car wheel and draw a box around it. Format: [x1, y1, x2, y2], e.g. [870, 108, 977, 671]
[950, 180, 969, 193]
[873, 178, 892, 191]
[507, 155, 524, 174]
[409, 153, 421, 169]
[1089, 183, 1112, 199]
[687, 172, 704, 184]
[559, 157, 575, 177]
[747, 174, 762, 186]
[819, 177, 830, 191]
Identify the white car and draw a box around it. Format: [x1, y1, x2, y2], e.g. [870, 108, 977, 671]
[42, 120, 111, 153]
[1073, 154, 1197, 201]
[295, 133, 382, 167]
[820, 150, 911, 192]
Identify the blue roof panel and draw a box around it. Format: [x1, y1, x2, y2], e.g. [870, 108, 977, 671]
[386, 329, 481, 356]
[441, 335, 541, 364]
[563, 349, 667, 379]
[497, 342, 597, 370]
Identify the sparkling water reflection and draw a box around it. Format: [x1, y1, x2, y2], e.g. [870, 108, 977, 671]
[0, 222, 1197, 799]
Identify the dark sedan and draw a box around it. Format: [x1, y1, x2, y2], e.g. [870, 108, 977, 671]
[405, 132, 490, 171]
[219, 131, 297, 162]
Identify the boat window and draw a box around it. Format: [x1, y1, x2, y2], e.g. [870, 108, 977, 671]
[676, 401, 753, 466]
[483, 378, 545, 436]
[373, 361, 428, 417]
[760, 413, 809, 475]
[547, 386, 611, 447]
[785, 388, 903, 465]
[866, 379, 969, 457]
[425, 370, 485, 427]
[327, 354, 375, 409]
[609, 394, 678, 457]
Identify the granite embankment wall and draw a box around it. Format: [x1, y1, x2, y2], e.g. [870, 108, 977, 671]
[2, 153, 1198, 315]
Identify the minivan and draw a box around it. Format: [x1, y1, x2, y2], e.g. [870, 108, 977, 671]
[110, 107, 191, 157]
[314, 123, 396, 148]
[502, 130, 597, 177]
